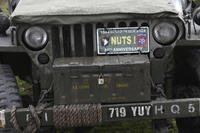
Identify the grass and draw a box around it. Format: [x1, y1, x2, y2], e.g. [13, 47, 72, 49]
[92, 120, 152, 133]
[16, 77, 32, 96]
[196, 0, 200, 3]
[89, 120, 178, 133]
[0, 0, 9, 14]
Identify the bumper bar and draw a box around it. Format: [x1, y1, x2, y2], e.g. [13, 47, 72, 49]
[1, 98, 200, 128]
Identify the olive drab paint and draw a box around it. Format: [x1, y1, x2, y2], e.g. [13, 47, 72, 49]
[1, 0, 200, 130]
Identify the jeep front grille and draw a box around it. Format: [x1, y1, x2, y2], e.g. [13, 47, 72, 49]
[62, 21, 149, 57]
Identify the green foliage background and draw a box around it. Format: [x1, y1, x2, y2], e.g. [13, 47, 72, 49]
[196, 0, 200, 3]
[0, 0, 8, 13]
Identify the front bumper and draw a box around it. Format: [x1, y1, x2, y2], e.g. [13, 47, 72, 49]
[1, 98, 200, 128]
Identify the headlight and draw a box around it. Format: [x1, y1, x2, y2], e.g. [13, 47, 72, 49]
[153, 22, 178, 45]
[24, 26, 48, 50]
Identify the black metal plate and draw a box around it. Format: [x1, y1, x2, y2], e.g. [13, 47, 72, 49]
[97, 27, 149, 55]
[102, 99, 199, 121]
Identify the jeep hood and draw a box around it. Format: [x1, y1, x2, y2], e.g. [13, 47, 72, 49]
[11, 0, 182, 24]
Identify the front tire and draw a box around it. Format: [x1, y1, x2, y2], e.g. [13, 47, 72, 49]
[0, 65, 22, 133]
[174, 48, 200, 133]
[175, 85, 200, 133]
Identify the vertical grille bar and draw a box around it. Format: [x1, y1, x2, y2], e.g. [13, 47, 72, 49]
[115, 22, 119, 28]
[92, 24, 97, 56]
[81, 24, 86, 56]
[126, 21, 130, 27]
[59, 26, 64, 57]
[70, 25, 75, 57]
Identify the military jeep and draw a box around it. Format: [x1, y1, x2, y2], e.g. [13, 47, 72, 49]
[0, 0, 200, 132]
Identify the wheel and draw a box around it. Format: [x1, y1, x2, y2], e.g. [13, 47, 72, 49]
[152, 119, 171, 133]
[0, 65, 22, 133]
[174, 85, 200, 133]
[174, 48, 200, 133]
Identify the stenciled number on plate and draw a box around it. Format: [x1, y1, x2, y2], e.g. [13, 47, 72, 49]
[107, 102, 197, 119]
[188, 103, 195, 113]
[108, 107, 126, 118]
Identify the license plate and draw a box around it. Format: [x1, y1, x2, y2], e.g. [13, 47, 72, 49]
[102, 99, 199, 121]
[97, 27, 149, 55]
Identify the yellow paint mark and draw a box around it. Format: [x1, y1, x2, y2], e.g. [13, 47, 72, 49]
[127, 36, 132, 44]
[111, 36, 134, 45]
[116, 83, 129, 88]
[79, 84, 90, 89]
[117, 36, 122, 44]
[111, 36, 117, 45]
[133, 36, 136, 44]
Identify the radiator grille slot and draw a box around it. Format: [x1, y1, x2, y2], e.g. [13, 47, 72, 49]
[63, 21, 143, 57]
[63, 26, 71, 57]
[119, 22, 127, 27]
[85, 24, 94, 56]
[74, 24, 83, 57]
